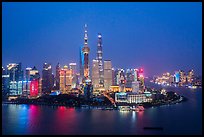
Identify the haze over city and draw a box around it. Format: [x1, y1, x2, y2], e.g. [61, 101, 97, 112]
[2, 2, 202, 77]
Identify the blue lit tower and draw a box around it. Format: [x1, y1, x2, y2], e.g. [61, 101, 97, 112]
[96, 33, 104, 87]
[82, 24, 90, 80]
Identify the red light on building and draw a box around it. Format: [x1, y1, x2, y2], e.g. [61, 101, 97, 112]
[140, 68, 143, 73]
[30, 80, 38, 97]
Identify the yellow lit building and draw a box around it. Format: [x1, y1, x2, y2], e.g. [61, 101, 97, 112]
[59, 65, 73, 94]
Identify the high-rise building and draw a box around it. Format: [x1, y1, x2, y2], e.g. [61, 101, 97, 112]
[30, 66, 40, 81]
[69, 63, 77, 75]
[7, 63, 24, 96]
[125, 69, 134, 88]
[55, 63, 60, 90]
[187, 69, 194, 84]
[111, 68, 115, 86]
[92, 59, 99, 89]
[29, 79, 39, 98]
[174, 71, 180, 83]
[59, 65, 72, 94]
[69, 63, 77, 88]
[22, 80, 31, 98]
[42, 63, 53, 95]
[84, 79, 93, 101]
[96, 33, 104, 86]
[138, 68, 145, 92]
[38, 78, 42, 97]
[2, 67, 10, 94]
[25, 67, 32, 81]
[132, 81, 140, 93]
[113, 68, 123, 86]
[24, 66, 40, 98]
[133, 69, 139, 82]
[179, 70, 186, 86]
[7, 63, 23, 82]
[82, 24, 90, 80]
[104, 60, 112, 90]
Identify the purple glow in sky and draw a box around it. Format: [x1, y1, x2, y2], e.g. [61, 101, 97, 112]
[2, 2, 202, 77]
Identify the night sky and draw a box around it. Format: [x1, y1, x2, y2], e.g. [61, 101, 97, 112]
[2, 2, 202, 77]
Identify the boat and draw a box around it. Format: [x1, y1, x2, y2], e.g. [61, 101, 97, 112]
[118, 106, 131, 111]
[143, 127, 163, 130]
[132, 105, 145, 112]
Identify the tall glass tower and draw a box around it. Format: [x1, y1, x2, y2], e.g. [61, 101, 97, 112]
[96, 33, 104, 87]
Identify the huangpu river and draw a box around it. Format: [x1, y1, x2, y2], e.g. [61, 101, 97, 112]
[2, 82, 202, 135]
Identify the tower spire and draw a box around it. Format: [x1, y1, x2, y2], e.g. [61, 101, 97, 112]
[84, 24, 88, 47]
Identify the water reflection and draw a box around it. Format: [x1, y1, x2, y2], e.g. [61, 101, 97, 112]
[54, 106, 77, 134]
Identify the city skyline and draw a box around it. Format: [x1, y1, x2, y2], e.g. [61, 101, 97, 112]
[2, 2, 202, 77]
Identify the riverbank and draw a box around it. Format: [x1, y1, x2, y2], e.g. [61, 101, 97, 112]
[2, 95, 187, 110]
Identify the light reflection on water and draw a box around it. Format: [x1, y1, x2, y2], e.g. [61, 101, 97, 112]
[2, 86, 202, 135]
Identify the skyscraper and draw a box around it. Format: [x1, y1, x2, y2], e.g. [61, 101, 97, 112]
[138, 68, 145, 92]
[42, 63, 53, 95]
[96, 33, 104, 86]
[187, 69, 194, 84]
[7, 63, 23, 82]
[84, 79, 93, 101]
[69, 63, 77, 88]
[104, 60, 112, 90]
[174, 71, 180, 84]
[25, 67, 32, 81]
[55, 63, 60, 90]
[69, 63, 77, 75]
[82, 24, 90, 80]
[30, 66, 40, 81]
[2, 67, 9, 94]
[7, 63, 24, 96]
[126, 69, 134, 88]
[179, 70, 186, 86]
[92, 59, 99, 89]
[59, 65, 72, 94]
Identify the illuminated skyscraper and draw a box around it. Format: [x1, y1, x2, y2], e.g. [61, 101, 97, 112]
[7, 63, 23, 82]
[59, 65, 72, 94]
[42, 63, 53, 95]
[133, 69, 139, 82]
[82, 24, 90, 80]
[2, 67, 9, 94]
[174, 71, 180, 83]
[25, 67, 32, 81]
[92, 59, 99, 89]
[7, 63, 24, 96]
[55, 63, 60, 90]
[125, 69, 134, 88]
[187, 69, 194, 84]
[30, 66, 40, 81]
[179, 70, 186, 86]
[96, 33, 104, 86]
[84, 79, 93, 101]
[69, 63, 77, 88]
[138, 68, 145, 92]
[25, 66, 40, 98]
[69, 63, 77, 75]
[104, 60, 112, 90]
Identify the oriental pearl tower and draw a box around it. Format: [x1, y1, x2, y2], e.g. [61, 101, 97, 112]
[82, 24, 90, 81]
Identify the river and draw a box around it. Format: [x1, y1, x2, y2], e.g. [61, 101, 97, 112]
[2, 82, 202, 135]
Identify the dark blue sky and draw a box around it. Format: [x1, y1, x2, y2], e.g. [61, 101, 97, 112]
[2, 2, 202, 77]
